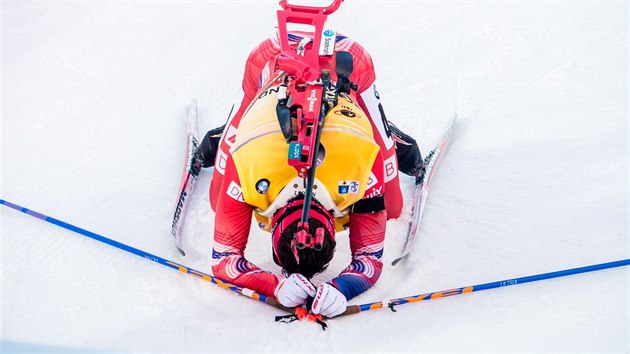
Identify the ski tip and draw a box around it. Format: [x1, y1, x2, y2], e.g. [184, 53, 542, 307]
[447, 115, 458, 130]
[190, 100, 198, 113]
[187, 99, 199, 132]
[189, 100, 198, 119]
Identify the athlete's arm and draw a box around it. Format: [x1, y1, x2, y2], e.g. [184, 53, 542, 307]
[211, 156, 283, 297]
[328, 153, 386, 300]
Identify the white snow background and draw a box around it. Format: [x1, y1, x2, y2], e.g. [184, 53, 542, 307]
[2, 0, 628, 352]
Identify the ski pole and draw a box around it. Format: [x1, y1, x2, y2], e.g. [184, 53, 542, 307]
[4, 199, 628, 321]
[340, 258, 630, 316]
[0, 199, 291, 313]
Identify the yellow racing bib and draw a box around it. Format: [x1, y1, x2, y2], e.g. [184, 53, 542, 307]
[231, 85, 380, 231]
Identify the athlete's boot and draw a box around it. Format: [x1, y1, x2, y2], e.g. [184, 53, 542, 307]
[196, 125, 225, 168]
[388, 121, 425, 184]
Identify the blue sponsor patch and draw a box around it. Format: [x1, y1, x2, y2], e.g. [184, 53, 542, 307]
[338, 180, 360, 195]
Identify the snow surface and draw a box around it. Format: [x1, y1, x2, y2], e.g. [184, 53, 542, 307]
[2, 1, 628, 352]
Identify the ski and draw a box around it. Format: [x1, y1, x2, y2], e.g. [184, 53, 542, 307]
[170, 100, 201, 256]
[392, 117, 457, 266]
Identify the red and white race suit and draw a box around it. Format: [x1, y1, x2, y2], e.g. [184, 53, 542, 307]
[209, 32, 403, 300]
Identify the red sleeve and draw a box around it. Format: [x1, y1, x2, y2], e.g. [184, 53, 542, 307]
[210, 37, 287, 297]
[329, 210, 386, 300]
[346, 41, 377, 96]
[362, 150, 385, 200]
[210, 37, 280, 208]
[329, 151, 386, 300]
[241, 38, 281, 103]
[351, 41, 404, 219]
[211, 156, 282, 297]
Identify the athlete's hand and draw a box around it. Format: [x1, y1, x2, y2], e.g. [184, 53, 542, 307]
[274, 273, 317, 308]
[310, 283, 347, 318]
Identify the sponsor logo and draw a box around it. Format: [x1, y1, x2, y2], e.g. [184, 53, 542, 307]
[298, 275, 316, 293]
[316, 144, 326, 166]
[144, 255, 159, 263]
[224, 125, 238, 148]
[363, 186, 383, 199]
[424, 148, 440, 180]
[334, 109, 356, 118]
[293, 189, 317, 198]
[319, 29, 336, 56]
[216, 150, 228, 175]
[325, 88, 335, 102]
[500, 279, 518, 287]
[260, 64, 271, 88]
[187, 138, 199, 173]
[166, 261, 215, 283]
[307, 89, 318, 112]
[258, 86, 280, 99]
[227, 181, 245, 202]
[171, 190, 187, 233]
[255, 179, 270, 194]
[349, 181, 359, 194]
[312, 286, 325, 309]
[366, 172, 378, 189]
[383, 155, 398, 183]
[373, 85, 380, 100]
[408, 287, 474, 302]
[338, 180, 359, 195]
[288, 142, 303, 161]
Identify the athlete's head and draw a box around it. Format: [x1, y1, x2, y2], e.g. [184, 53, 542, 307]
[271, 196, 336, 279]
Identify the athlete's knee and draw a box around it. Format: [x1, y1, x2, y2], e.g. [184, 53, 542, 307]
[386, 202, 403, 220]
[384, 180, 403, 220]
[209, 173, 222, 212]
